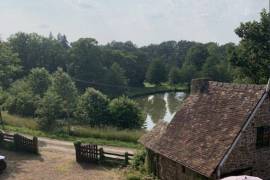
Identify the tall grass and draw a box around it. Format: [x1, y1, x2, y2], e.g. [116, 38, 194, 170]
[71, 126, 144, 143]
[1, 112, 145, 148]
[2, 112, 39, 130]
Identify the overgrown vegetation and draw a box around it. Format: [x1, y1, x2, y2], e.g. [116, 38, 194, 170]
[2, 112, 143, 148]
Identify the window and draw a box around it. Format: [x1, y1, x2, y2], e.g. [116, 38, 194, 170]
[256, 126, 270, 148]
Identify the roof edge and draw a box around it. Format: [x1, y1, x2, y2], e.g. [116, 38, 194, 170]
[215, 90, 268, 178]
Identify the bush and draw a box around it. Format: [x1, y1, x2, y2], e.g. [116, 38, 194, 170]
[109, 96, 144, 129]
[36, 90, 63, 130]
[5, 80, 39, 116]
[28, 67, 51, 96]
[75, 88, 109, 126]
[132, 149, 146, 171]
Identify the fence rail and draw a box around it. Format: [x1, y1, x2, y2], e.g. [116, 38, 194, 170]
[74, 142, 133, 165]
[0, 132, 38, 154]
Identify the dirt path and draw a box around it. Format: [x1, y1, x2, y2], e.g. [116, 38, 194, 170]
[0, 136, 137, 180]
[38, 136, 136, 155]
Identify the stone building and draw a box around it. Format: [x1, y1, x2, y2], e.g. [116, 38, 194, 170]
[139, 78, 270, 180]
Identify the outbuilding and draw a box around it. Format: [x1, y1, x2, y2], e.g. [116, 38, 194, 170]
[140, 78, 270, 180]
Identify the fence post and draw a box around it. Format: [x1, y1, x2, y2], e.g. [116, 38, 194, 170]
[13, 134, 19, 151]
[0, 131, 3, 145]
[74, 141, 81, 162]
[99, 148, 104, 162]
[124, 152, 129, 166]
[33, 136, 38, 154]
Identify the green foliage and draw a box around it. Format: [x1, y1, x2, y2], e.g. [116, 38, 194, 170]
[51, 68, 78, 116]
[109, 96, 144, 129]
[8, 32, 67, 73]
[185, 44, 209, 70]
[178, 64, 197, 84]
[146, 59, 167, 85]
[132, 149, 146, 171]
[106, 62, 128, 86]
[75, 88, 109, 126]
[36, 90, 63, 130]
[68, 38, 104, 89]
[168, 67, 181, 85]
[5, 80, 39, 116]
[231, 9, 270, 84]
[0, 43, 21, 88]
[28, 68, 51, 96]
[3, 112, 142, 148]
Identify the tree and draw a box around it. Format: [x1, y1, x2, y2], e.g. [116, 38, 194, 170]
[8, 32, 67, 73]
[185, 44, 209, 70]
[75, 88, 109, 126]
[178, 64, 197, 84]
[145, 59, 167, 84]
[109, 96, 144, 129]
[28, 68, 51, 96]
[230, 10, 270, 84]
[168, 67, 181, 85]
[51, 68, 78, 132]
[106, 62, 128, 86]
[0, 43, 21, 88]
[36, 90, 63, 130]
[68, 38, 104, 89]
[5, 79, 39, 116]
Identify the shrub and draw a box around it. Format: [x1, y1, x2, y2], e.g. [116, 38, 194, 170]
[5, 80, 39, 116]
[75, 88, 109, 126]
[109, 96, 144, 129]
[28, 67, 51, 96]
[36, 90, 63, 130]
[132, 149, 146, 171]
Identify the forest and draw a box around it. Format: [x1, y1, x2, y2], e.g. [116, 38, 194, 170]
[0, 9, 269, 131]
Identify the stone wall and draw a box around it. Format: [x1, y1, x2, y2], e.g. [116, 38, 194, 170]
[222, 95, 270, 180]
[147, 149, 208, 180]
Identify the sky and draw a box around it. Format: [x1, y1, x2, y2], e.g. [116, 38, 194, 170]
[0, 0, 268, 46]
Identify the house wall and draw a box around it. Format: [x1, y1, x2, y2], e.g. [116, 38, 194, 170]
[222, 95, 270, 180]
[146, 149, 208, 180]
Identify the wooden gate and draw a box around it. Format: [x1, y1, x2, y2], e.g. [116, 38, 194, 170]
[74, 142, 99, 163]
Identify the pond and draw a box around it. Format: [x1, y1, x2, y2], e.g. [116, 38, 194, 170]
[134, 92, 186, 130]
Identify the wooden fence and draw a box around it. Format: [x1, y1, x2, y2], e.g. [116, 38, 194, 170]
[74, 142, 99, 163]
[0, 132, 38, 154]
[74, 142, 133, 165]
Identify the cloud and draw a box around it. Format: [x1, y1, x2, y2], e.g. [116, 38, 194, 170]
[70, 0, 98, 10]
[38, 24, 50, 29]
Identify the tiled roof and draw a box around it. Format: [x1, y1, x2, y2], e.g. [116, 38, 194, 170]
[139, 81, 266, 177]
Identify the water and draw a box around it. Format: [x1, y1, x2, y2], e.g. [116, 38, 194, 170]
[134, 92, 186, 130]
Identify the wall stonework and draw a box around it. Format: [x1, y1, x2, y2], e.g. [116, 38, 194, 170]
[147, 150, 208, 180]
[222, 95, 270, 180]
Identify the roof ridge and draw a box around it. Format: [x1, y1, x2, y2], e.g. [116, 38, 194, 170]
[209, 81, 265, 90]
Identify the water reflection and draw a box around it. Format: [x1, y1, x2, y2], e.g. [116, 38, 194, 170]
[135, 92, 186, 130]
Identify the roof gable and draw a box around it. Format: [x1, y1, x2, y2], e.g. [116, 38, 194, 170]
[140, 80, 266, 177]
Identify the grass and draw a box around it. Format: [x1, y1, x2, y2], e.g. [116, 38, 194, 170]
[71, 126, 143, 143]
[1, 112, 144, 149]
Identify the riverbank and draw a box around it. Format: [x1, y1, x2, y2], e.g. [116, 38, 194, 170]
[1, 112, 144, 149]
[126, 83, 188, 98]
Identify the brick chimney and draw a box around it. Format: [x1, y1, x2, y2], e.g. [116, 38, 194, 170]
[191, 78, 210, 94]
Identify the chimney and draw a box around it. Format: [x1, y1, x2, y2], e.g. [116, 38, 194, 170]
[191, 78, 210, 94]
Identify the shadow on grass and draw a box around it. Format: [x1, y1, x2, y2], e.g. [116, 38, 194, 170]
[0, 149, 44, 179]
